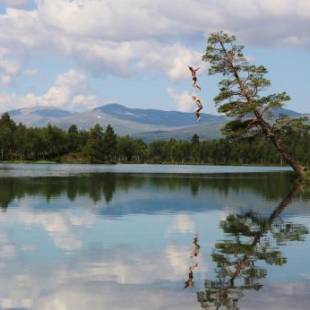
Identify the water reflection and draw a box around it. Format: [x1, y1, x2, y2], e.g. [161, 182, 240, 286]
[192, 235, 201, 258]
[197, 183, 309, 309]
[184, 235, 201, 288]
[0, 171, 309, 309]
[0, 172, 308, 213]
[185, 263, 198, 288]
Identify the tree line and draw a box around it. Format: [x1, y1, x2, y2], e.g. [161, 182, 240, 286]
[0, 112, 309, 166]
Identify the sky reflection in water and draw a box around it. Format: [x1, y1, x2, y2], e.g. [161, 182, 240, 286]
[0, 168, 309, 309]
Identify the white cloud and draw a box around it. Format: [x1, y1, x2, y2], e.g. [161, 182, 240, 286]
[0, 0, 29, 8]
[33, 0, 310, 48]
[0, 93, 27, 112]
[36, 0, 190, 41]
[39, 70, 99, 111]
[136, 42, 205, 80]
[0, 47, 21, 86]
[0, 0, 309, 86]
[0, 6, 203, 81]
[168, 88, 196, 112]
[0, 70, 101, 112]
[0, 0, 309, 111]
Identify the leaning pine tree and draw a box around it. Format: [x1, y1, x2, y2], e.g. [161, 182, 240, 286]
[203, 32, 308, 179]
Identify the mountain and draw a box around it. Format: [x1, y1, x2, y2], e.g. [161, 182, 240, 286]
[9, 106, 73, 118]
[7, 104, 226, 139]
[5, 104, 307, 141]
[133, 123, 224, 142]
[263, 107, 302, 118]
[95, 103, 225, 127]
[7, 106, 74, 127]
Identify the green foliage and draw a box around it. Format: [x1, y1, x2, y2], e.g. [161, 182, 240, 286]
[103, 124, 117, 162]
[203, 32, 296, 135]
[67, 124, 81, 153]
[0, 114, 309, 166]
[117, 136, 147, 162]
[203, 31, 307, 178]
[0, 113, 16, 160]
[204, 32, 288, 117]
[83, 124, 105, 163]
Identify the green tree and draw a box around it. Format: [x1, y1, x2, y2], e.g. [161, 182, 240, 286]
[14, 123, 28, 159]
[44, 124, 68, 159]
[191, 134, 200, 162]
[149, 141, 167, 163]
[117, 136, 135, 162]
[203, 32, 308, 178]
[83, 124, 105, 163]
[26, 128, 48, 160]
[117, 136, 146, 162]
[191, 134, 200, 145]
[103, 125, 117, 162]
[0, 113, 16, 160]
[67, 124, 80, 153]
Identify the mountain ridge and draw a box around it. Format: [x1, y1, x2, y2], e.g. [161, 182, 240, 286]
[94, 103, 226, 127]
[5, 104, 307, 141]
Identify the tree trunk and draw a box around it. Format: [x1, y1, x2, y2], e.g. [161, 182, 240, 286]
[256, 114, 305, 178]
[268, 181, 301, 223]
[269, 132, 305, 178]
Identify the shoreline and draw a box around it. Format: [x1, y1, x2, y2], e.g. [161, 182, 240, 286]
[1, 160, 291, 168]
[0, 163, 292, 178]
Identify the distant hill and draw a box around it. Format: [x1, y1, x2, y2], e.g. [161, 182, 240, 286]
[6, 104, 306, 141]
[133, 123, 224, 142]
[263, 107, 301, 119]
[95, 103, 225, 127]
[7, 106, 74, 127]
[9, 106, 73, 118]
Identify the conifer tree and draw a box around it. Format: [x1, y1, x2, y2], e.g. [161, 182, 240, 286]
[103, 124, 117, 162]
[83, 124, 105, 163]
[203, 32, 309, 178]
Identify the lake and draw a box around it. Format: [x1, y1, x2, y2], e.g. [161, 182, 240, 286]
[0, 164, 309, 310]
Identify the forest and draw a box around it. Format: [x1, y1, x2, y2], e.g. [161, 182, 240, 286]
[0, 112, 309, 166]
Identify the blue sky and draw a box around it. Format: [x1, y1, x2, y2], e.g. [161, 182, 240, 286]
[0, 0, 309, 114]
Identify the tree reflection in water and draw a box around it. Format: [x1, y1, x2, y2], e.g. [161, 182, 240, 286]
[197, 183, 309, 309]
[0, 172, 301, 212]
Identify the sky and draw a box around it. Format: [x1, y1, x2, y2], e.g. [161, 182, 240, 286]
[0, 0, 309, 115]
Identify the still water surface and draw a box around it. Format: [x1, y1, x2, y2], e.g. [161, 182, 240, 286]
[0, 164, 309, 309]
